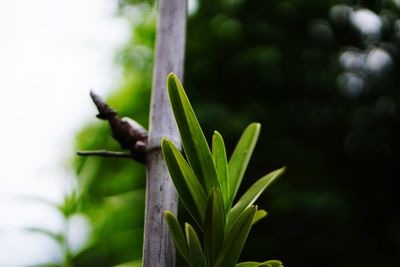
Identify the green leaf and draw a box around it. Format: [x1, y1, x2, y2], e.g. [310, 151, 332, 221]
[236, 260, 283, 267]
[25, 227, 64, 244]
[228, 123, 261, 208]
[252, 209, 268, 225]
[185, 223, 207, 267]
[112, 260, 142, 267]
[228, 167, 285, 230]
[262, 260, 284, 267]
[167, 73, 220, 194]
[214, 206, 258, 267]
[162, 138, 207, 224]
[164, 211, 189, 264]
[204, 188, 226, 266]
[212, 131, 230, 211]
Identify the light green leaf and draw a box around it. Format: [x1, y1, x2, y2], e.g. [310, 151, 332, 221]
[228, 167, 285, 230]
[262, 260, 284, 267]
[112, 260, 142, 267]
[162, 138, 207, 224]
[212, 131, 229, 210]
[205, 188, 226, 266]
[164, 211, 189, 264]
[214, 206, 257, 267]
[185, 223, 207, 267]
[167, 73, 220, 194]
[252, 209, 268, 225]
[228, 123, 261, 208]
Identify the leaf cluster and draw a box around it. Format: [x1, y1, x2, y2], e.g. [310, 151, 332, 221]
[162, 73, 285, 267]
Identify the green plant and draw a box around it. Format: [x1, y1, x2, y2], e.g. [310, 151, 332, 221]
[161, 73, 285, 267]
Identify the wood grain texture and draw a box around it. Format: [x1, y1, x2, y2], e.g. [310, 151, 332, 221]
[143, 0, 187, 266]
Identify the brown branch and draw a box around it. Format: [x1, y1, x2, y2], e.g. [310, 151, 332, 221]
[77, 150, 133, 158]
[77, 150, 146, 164]
[76, 91, 149, 164]
[90, 91, 117, 120]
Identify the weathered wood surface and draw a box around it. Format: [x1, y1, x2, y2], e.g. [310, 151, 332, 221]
[142, 0, 187, 266]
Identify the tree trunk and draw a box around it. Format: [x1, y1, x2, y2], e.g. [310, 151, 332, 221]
[142, 0, 187, 266]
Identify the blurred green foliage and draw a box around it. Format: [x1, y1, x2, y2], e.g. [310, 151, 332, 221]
[69, 5, 156, 267]
[65, 0, 400, 266]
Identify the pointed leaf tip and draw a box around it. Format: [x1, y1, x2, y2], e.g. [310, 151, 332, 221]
[212, 131, 229, 210]
[166, 70, 220, 194]
[228, 167, 285, 230]
[167, 72, 177, 81]
[185, 223, 207, 267]
[164, 211, 189, 263]
[228, 123, 261, 208]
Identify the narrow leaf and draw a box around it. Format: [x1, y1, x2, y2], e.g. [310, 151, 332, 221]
[228, 167, 285, 230]
[228, 123, 261, 208]
[164, 211, 189, 264]
[167, 73, 220, 194]
[252, 209, 268, 225]
[205, 188, 226, 266]
[214, 206, 258, 267]
[212, 131, 229, 210]
[162, 138, 207, 224]
[185, 223, 207, 267]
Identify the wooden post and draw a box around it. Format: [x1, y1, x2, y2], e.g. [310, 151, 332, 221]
[143, 0, 187, 266]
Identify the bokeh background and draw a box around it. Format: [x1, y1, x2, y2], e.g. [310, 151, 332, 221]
[2, 0, 400, 266]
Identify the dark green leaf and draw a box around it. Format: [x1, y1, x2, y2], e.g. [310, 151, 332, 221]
[164, 211, 189, 264]
[204, 188, 226, 266]
[228, 123, 261, 208]
[214, 206, 257, 267]
[166, 73, 220, 194]
[185, 223, 207, 267]
[162, 139, 207, 224]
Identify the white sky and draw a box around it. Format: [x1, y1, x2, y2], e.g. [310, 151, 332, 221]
[0, 0, 129, 265]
